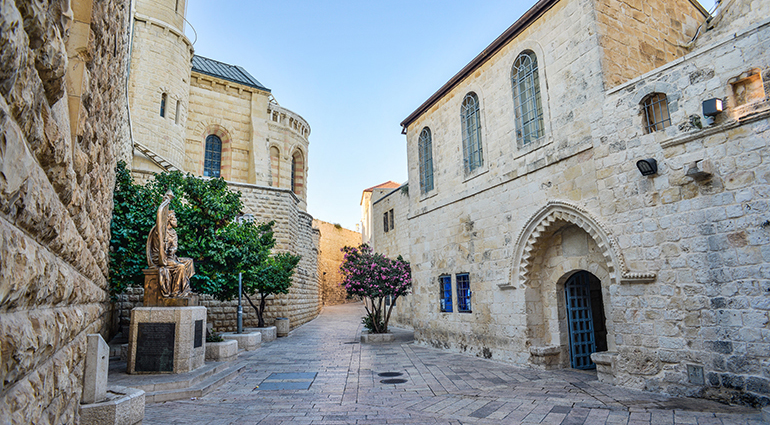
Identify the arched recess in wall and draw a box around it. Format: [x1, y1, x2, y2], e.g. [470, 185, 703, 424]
[269, 145, 281, 187]
[291, 149, 305, 196]
[200, 124, 233, 180]
[509, 200, 656, 289]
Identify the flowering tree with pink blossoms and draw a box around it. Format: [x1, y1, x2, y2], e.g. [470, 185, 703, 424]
[339, 244, 412, 334]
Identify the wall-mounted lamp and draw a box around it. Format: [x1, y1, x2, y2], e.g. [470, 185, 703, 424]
[636, 158, 658, 176]
[702, 98, 723, 126]
[702, 98, 723, 116]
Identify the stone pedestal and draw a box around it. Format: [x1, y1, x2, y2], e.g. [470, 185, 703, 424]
[205, 340, 238, 362]
[529, 345, 563, 370]
[591, 351, 617, 384]
[127, 306, 206, 374]
[143, 268, 199, 307]
[221, 331, 261, 351]
[79, 386, 145, 425]
[360, 331, 394, 343]
[246, 326, 276, 342]
[275, 317, 290, 337]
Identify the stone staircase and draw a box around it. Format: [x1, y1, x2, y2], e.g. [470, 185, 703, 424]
[133, 141, 181, 172]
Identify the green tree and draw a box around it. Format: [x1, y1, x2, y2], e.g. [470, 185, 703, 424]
[109, 162, 299, 312]
[241, 252, 301, 327]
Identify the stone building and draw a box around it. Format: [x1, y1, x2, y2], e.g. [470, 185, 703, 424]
[313, 219, 362, 305]
[376, 0, 770, 407]
[122, 0, 319, 331]
[0, 0, 131, 422]
[360, 180, 401, 244]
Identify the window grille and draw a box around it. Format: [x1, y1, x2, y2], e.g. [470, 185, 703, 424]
[418, 127, 434, 193]
[203, 134, 221, 177]
[461, 93, 483, 174]
[440, 275, 452, 312]
[642, 93, 671, 134]
[456, 273, 471, 313]
[389, 209, 394, 230]
[512, 51, 544, 145]
[160, 93, 167, 117]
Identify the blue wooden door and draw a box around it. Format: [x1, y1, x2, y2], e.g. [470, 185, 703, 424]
[565, 271, 596, 369]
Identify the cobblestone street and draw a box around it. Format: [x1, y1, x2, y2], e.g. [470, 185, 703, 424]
[142, 303, 764, 424]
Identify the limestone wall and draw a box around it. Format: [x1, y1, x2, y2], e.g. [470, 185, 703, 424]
[313, 219, 362, 306]
[594, 0, 706, 88]
[391, 0, 770, 407]
[186, 73, 269, 183]
[267, 103, 311, 210]
[0, 0, 129, 422]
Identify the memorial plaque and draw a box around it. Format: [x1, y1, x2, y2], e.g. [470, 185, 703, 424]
[194, 320, 203, 348]
[135, 322, 175, 372]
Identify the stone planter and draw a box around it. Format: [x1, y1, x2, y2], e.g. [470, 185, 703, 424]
[221, 331, 261, 351]
[245, 326, 277, 342]
[205, 340, 238, 361]
[360, 331, 394, 343]
[275, 318, 290, 337]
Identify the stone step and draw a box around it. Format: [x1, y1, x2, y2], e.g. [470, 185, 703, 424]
[144, 364, 245, 403]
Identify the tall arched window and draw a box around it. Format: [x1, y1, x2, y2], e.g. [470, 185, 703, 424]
[291, 150, 304, 195]
[418, 127, 434, 193]
[641, 93, 671, 134]
[203, 134, 222, 177]
[461, 92, 483, 174]
[270, 146, 280, 187]
[512, 51, 544, 146]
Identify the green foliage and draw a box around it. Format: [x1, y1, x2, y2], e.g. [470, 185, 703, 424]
[241, 251, 301, 327]
[206, 331, 224, 343]
[361, 312, 385, 333]
[109, 162, 300, 310]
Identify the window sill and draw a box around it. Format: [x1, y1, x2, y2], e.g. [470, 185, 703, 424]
[513, 136, 552, 160]
[419, 190, 438, 202]
[462, 167, 488, 183]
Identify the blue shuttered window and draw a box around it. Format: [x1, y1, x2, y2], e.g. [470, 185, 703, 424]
[440, 275, 452, 312]
[456, 273, 471, 313]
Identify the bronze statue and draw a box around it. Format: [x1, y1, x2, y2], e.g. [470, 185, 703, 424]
[146, 190, 194, 297]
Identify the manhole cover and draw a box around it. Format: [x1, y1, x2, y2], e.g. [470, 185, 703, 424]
[380, 378, 407, 384]
[378, 372, 403, 377]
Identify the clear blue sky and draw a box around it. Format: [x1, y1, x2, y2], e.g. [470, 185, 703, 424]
[186, 0, 714, 231]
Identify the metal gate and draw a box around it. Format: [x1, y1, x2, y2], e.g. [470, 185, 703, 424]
[565, 271, 596, 369]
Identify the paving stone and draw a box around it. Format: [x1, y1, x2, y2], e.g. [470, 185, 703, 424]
[143, 303, 764, 424]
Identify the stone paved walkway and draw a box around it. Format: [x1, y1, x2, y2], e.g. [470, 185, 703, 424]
[144, 303, 765, 424]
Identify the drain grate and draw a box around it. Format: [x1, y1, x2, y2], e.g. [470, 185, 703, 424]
[377, 372, 403, 377]
[342, 342, 359, 345]
[380, 378, 407, 384]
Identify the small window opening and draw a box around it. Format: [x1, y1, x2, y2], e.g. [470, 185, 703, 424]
[174, 100, 181, 124]
[440, 276, 452, 312]
[642, 93, 671, 134]
[160, 93, 167, 117]
[456, 273, 471, 313]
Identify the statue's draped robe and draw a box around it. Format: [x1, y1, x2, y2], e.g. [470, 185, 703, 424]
[146, 193, 195, 297]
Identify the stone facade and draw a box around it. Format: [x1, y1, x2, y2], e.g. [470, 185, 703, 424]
[313, 219, 362, 306]
[380, 0, 770, 407]
[360, 181, 400, 245]
[122, 0, 319, 331]
[0, 0, 130, 422]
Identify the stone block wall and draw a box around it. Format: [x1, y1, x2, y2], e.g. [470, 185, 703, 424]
[0, 0, 129, 422]
[594, 0, 705, 88]
[117, 180, 320, 333]
[313, 219, 362, 306]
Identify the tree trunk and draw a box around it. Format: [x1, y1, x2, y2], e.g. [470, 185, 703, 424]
[243, 292, 263, 328]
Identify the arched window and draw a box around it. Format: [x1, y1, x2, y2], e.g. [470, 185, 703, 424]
[270, 146, 280, 187]
[512, 51, 544, 146]
[291, 150, 304, 195]
[160, 93, 167, 117]
[418, 127, 434, 193]
[641, 93, 671, 134]
[203, 134, 221, 177]
[461, 92, 483, 174]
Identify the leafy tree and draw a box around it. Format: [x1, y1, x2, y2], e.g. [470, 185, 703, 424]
[241, 252, 301, 327]
[109, 162, 300, 314]
[339, 244, 411, 333]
